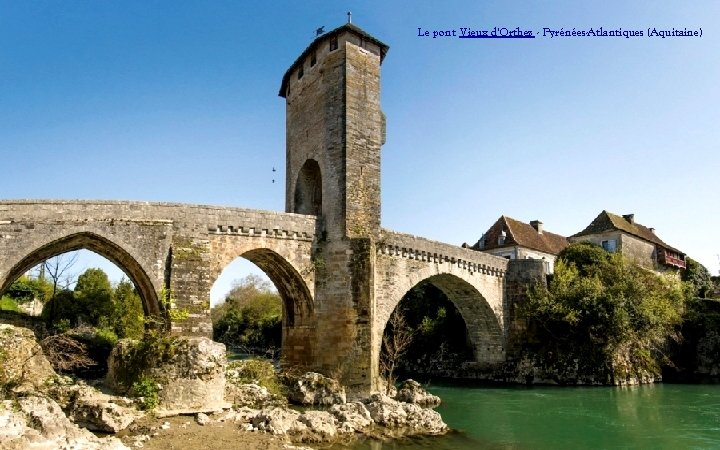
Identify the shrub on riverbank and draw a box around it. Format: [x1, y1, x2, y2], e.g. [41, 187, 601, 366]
[523, 242, 689, 383]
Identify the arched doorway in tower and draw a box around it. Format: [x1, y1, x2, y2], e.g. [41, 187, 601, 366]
[293, 159, 322, 215]
[210, 249, 313, 363]
[379, 274, 503, 384]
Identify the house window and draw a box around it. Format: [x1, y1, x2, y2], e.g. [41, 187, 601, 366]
[601, 239, 617, 252]
[298, 65, 303, 79]
[310, 53, 316, 67]
[330, 36, 338, 51]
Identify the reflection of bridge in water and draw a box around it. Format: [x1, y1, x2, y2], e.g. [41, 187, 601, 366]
[0, 23, 543, 394]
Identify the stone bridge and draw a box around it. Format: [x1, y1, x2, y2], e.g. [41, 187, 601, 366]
[0, 199, 532, 392]
[0, 24, 544, 393]
[0, 200, 319, 367]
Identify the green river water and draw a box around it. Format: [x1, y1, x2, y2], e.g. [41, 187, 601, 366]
[334, 383, 720, 450]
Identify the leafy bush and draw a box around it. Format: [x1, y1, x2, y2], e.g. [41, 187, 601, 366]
[212, 276, 282, 352]
[227, 358, 285, 398]
[0, 296, 20, 312]
[384, 283, 474, 378]
[524, 243, 689, 380]
[110, 331, 179, 393]
[131, 375, 159, 410]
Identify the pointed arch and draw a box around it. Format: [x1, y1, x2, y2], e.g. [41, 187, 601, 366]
[0, 232, 161, 316]
[377, 273, 504, 370]
[209, 246, 315, 365]
[294, 159, 322, 215]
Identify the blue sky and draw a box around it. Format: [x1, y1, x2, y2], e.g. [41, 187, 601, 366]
[2, 1, 718, 302]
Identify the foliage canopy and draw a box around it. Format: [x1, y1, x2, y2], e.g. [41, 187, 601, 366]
[212, 274, 282, 353]
[525, 242, 690, 380]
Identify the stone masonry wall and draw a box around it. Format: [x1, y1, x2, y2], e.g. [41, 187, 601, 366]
[0, 200, 317, 342]
[373, 229, 509, 388]
[504, 259, 547, 358]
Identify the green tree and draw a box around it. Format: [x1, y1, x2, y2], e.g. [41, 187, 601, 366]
[0, 296, 20, 312]
[41, 289, 77, 326]
[212, 275, 282, 352]
[525, 243, 689, 380]
[112, 278, 144, 339]
[682, 257, 714, 298]
[74, 268, 114, 326]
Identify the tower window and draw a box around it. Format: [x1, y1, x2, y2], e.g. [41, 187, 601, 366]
[330, 36, 338, 51]
[310, 53, 316, 67]
[298, 65, 303, 79]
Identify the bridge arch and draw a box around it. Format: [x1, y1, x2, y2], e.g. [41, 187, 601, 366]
[209, 240, 315, 365]
[293, 159, 322, 215]
[0, 231, 161, 317]
[375, 270, 505, 377]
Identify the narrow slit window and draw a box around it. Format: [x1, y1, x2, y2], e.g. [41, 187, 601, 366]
[330, 36, 338, 51]
[298, 65, 303, 79]
[310, 53, 316, 66]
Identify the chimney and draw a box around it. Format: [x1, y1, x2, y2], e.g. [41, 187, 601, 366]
[530, 220, 544, 234]
[623, 214, 635, 224]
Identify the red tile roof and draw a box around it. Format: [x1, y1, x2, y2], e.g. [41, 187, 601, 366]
[471, 216, 569, 256]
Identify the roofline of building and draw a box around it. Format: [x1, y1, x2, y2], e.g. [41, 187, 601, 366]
[279, 23, 389, 98]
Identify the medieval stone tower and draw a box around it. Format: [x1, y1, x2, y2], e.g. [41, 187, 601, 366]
[280, 24, 387, 240]
[279, 24, 389, 392]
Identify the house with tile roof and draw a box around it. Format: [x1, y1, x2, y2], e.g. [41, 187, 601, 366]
[465, 216, 569, 273]
[569, 210, 686, 270]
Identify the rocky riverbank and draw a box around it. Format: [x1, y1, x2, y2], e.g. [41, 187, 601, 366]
[0, 324, 446, 449]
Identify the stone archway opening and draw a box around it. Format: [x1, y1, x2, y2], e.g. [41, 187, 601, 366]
[0, 233, 162, 326]
[293, 159, 322, 215]
[381, 281, 474, 381]
[210, 248, 313, 364]
[0, 234, 158, 379]
[378, 273, 504, 383]
[0, 232, 161, 320]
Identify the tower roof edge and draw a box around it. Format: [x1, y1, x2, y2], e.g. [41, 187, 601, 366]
[279, 23, 389, 98]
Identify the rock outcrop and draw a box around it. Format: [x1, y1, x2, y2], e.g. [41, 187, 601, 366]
[107, 336, 230, 415]
[364, 393, 447, 435]
[64, 385, 143, 433]
[226, 383, 285, 408]
[394, 379, 441, 408]
[329, 401, 372, 433]
[287, 372, 346, 406]
[0, 396, 128, 449]
[0, 324, 57, 393]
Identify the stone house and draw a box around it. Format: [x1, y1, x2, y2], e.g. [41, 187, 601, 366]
[465, 216, 569, 273]
[569, 210, 686, 270]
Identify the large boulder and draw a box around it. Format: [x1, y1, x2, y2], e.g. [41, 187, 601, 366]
[226, 383, 284, 408]
[287, 372, 346, 406]
[251, 407, 307, 435]
[395, 379, 441, 408]
[329, 401, 372, 433]
[0, 396, 128, 449]
[64, 385, 143, 433]
[364, 393, 447, 435]
[106, 336, 230, 415]
[297, 410, 338, 441]
[0, 324, 57, 393]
